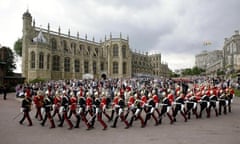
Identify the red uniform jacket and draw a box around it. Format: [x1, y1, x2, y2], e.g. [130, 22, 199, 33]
[70, 96, 77, 110]
[128, 96, 135, 107]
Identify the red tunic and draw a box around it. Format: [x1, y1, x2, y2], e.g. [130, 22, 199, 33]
[33, 95, 43, 107]
[112, 96, 119, 108]
[153, 94, 159, 103]
[167, 94, 174, 104]
[100, 97, 107, 109]
[128, 96, 135, 107]
[86, 97, 93, 109]
[70, 96, 77, 110]
[141, 95, 147, 107]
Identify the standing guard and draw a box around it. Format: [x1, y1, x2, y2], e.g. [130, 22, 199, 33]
[19, 93, 33, 126]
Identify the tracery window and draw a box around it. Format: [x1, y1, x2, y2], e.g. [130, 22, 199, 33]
[52, 55, 60, 71]
[113, 61, 118, 74]
[113, 44, 119, 57]
[30, 51, 35, 69]
[75, 59, 80, 72]
[64, 57, 70, 72]
[122, 45, 126, 58]
[39, 52, 44, 69]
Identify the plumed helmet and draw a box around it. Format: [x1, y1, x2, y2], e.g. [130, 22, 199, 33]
[37, 90, 42, 96]
[134, 93, 138, 98]
[162, 92, 166, 96]
[148, 93, 152, 97]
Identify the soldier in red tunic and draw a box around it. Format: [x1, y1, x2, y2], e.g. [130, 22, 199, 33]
[124, 92, 136, 120]
[128, 94, 145, 128]
[52, 92, 62, 121]
[143, 93, 159, 127]
[109, 93, 119, 121]
[100, 93, 111, 121]
[85, 92, 94, 118]
[152, 90, 161, 118]
[111, 95, 130, 129]
[90, 94, 108, 130]
[33, 90, 44, 121]
[68, 92, 81, 128]
[158, 92, 174, 124]
[75, 91, 91, 130]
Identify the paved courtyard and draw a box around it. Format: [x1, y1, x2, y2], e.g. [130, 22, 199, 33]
[0, 93, 240, 144]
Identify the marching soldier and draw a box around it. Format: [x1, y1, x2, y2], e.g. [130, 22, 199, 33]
[19, 93, 33, 126]
[109, 93, 119, 121]
[90, 94, 108, 130]
[128, 94, 145, 128]
[52, 92, 62, 121]
[199, 91, 210, 118]
[100, 93, 111, 121]
[124, 92, 136, 120]
[143, 93, 159, 127]
[152, 90, 161, 118]
[41, 92, 55, 128]
[111, 95, 130, 129]
[185, 91, 199, 119]
[218, 89, 227, 115]
[140, 91, 148, 113]
[172, 93, 187, 122]
[68, 92, 81, 128]
[158, 92, 174, 124]
[58, 91, 73, 129]
[208, 89, 219, 117]
[75, 91, 91, 130]
[33, 90, 44, 121]
[85, 92, 94, 118]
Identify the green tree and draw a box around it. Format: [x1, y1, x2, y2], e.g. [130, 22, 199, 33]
[192, 66, 205, 75]
[14, 38, 22, 57]
[0, 47, 16, 76]
[181, 66, 205, 76]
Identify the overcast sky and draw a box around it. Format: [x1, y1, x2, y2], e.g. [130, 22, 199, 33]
[0, 0, 240, 73]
